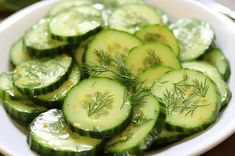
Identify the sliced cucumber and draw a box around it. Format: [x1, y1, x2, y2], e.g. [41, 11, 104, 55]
[125, 43, 181, 75]
[203, 48, 231, 81]
[139, 66, 173, 89]
[47, 0, 92, 17]
[151, 69, 220, 133]
[49, 5, 102, 43]
[109, 4, 162, 34]
[105, 94, 166, 155]
[63, 77, 132, 138]
[135, 25, 180, 56]
[93, 0, 143, 9]
[84, 29, 142, 77]
[3, 99, 47, 126]
[0, 73, 26, 101]
[24, 18, 69, 57]
[171, 19, 214, 61]
[182, 61, 231, 109]
[13, 54, 73, 96]
[34, 65, 81, 108]
[28, 109, 102, 156]
[10, 38, 30, 67]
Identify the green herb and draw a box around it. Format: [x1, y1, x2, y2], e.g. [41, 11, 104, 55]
[143, 32, 161, 42]
[143, 48, 162, 69]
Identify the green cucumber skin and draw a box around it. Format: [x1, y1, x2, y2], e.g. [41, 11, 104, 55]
[3, 101, 46, 126]
[51, 26, 102, 43]
[220, 88, 232, 110]
[65, 107, 133, 139]
[105, 105, 166, 156]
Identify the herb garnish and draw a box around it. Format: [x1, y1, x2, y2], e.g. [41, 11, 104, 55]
[143, 48, 162, 69]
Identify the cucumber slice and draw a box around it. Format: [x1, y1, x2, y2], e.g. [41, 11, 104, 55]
[49, 5, 102, 43]
[47, 0, 92, 17]
[0, 73, 26, 101]
[10, 38, 30, 67]
[203, 48, 231, 81]
[139, 66, 173, 89]
[13, 54, 73, 96]
[171, 19, 214, 61]
[28, 109, 102, 156]
[151, 69, 220, 133]
[63, 77, 132, 138]
[84, 29, 142, 77]
[24, 18, 69, 57]
[34, 65, 81, 108]
[125, 43, 181, 75]
[105, 94, 166, 155]
[182, 61, 231, 109]
[109, 4, 162, 34]
[93, 0, 143, 9]
[3, 99, 47, 126]
[135, 25, 180, 56]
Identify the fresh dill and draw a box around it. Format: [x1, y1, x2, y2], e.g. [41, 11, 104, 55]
[143, 48, 162, 69]
[143, 32, 161, 42]
[193, 78, 209, 97]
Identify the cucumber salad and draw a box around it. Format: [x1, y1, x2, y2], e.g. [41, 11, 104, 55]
[0, 0, 232, 155]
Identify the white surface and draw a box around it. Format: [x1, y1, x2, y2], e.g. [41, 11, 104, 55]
[0, 0, 235, 156]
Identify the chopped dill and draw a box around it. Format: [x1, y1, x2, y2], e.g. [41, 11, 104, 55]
[143, 48, 162, 68]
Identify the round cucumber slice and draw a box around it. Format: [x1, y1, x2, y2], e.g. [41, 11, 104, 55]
[135, 25, 180, 56]
[10, 38, 30, 67]
[125, 43, 181, 75]
[151, 69, 220, 133]
[13, 54, 73, 96]
[24, 18, 69, 57]
[171, 18, 214, 61]
[34, 65, 81, 108]
[47, 0, 92, 17]
[63, 77, 132, 138]
[109, 4, 162, 34]
[49, 5, 102, 42]
[28, 109, 102, 156]
[105, 94, 165, 155]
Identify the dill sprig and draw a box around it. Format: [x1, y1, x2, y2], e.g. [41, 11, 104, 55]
[143, 48, 162, 68]
[193, 78, 209, 97]
[143, 32, 161, 42]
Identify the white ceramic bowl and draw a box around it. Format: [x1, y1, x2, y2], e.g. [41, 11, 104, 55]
[0, 0, 235, 155]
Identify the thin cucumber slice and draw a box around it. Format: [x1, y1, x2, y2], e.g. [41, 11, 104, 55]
[182, 61, 231, 109]
[125, 43, 181, 76]
[109, 4, 162, 34]
[0, 73, 26, 101]
[84, 29, 142, 77]
[10, 38, 30, 67]
[24, 18, 69, 57]
[151, 69, 220, 133]
[135, 25, 180, 56]
[47, 0, 92, 17]
[63, 77, 132, 138]
[139, 66, 173, 89]
[105, 94, 166, 155]
[203, 48, 231, 81]
[49, 5, 102, 43]
[13, 54, 73, 96]
[171, 19, 214, 61]
[3, 99, 47, 126]
[28, 109, 102, 156]
[34, 65, 81, 108]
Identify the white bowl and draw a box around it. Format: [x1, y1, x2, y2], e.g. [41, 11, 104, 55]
[0, 0, 235, 155]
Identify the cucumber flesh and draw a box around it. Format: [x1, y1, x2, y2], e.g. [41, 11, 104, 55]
[105, 94, 166, 155]
[24, 18, 69, 57]
[203, 48, 231, 81]
[171, 19, 214, 61]
[135, 25, 180, 56]
[63, 77, 132, 138]
[27, 109, 102, 156]
[182, 61, 231, 109]
[109, 4, 162, 34]
[151, 69, 220, 133]
[74, 38, 92, 66]
[10, 38, 30, 67]
[139, 66, 173, 89]
[3, 99, 47, 126]
[34, 65, 81, 108]
[49, 5, 102, 42]
[125, 43, 181, 76]
[13, 54, 73, 96]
